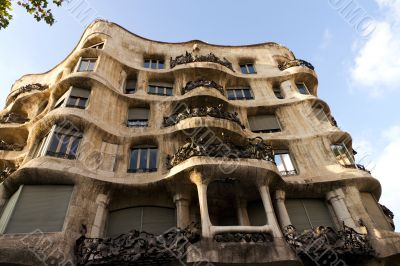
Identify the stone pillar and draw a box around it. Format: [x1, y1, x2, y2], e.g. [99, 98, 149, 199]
[280, 80, 295, 98]
[190, 170, 212, 238]
[275, 190, 292, 228]
[326, 188, 357, 229]
[174, 193, 191, 229]
[90, 193, 110, 238]
[0, 185, 8, 210]
[237, 199, 250, 226]
[119, 70, 127, 93]
[259, 185, 283, 237]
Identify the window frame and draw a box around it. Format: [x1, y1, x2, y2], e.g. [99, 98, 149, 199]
[330, 143, 355, 166]
[240, 63, 257, 74]
[144, 58, 165, 69]
[274, 149, 298, 176]
[273, 86, 284, 99]
[125, 79, 137, 94]
[128, 147, 158, 173]
[88, 42, 104, 50]
[296, 82, 310, 95]
[76, 57, 98, 72]
[54, 87, 91, 110]
[248, 114, 282, 133]
[226, 87, 254, 100]
[147, 83, 173, 96]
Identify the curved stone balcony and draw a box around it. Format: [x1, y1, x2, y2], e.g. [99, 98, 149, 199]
[278, 59, 314, 71]
[181, 79, 225, 95]
[170, 51, 234, 72]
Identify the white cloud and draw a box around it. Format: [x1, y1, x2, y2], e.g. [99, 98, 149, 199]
[350, 0, 400, 97]
[371, 125, 400, 230]
[320, 28, 333, 49]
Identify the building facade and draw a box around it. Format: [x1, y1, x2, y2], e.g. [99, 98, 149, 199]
[0, 20, 399, 265]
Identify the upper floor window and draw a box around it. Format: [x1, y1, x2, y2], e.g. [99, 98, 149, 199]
[128, 147, 158, 173]
[77, 58, 97, 72]
[273, 86, 284, 99]
[107, 206, 176, 237]
[0, 185, 73, 234]
[144, 59, 164, 69]
[88, 42, 104, 49]
[296, 83, 310, 95]
[127, 108, 149, 127]
[313, 106, 330, 123]
[240, 63, 256, 74]
[248, 114, 281, 133]
[285, 199, 335, 232]
[226, 87, 254, 100]
[148, 83, 173, 96]
[274, 150, 297, 176]
[360, 193, 393, 231]
[331, 143, 354, 166]
[55, 87, 91, 110]
[125, 79, 137, 94]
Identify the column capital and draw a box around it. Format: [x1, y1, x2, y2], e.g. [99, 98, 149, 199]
[275, 190, 286, 201]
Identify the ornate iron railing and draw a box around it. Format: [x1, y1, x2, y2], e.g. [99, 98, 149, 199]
[214, 232, 273, 243]
[278, 59, 314, 71]
[0, 112, 29, 124]
[167, 136, 274, 168]
[0, 140, 23, 151]
[181, 79, 224, 95]
[170, 51, 234, 71]
[75, 223, 200, 266]
[163, 104, 244, 128]
[343, 164, 371, 174]
[283, 223, 374, 265]
[8, 83, 48, 101]
[279, 170, 298, 177]
[0, 167, 16, 183]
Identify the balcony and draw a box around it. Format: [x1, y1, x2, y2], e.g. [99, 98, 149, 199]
[278, 59, 314, 71]
[163, 104, 244, 128]
[0, 140, 23, 151]
[167, 136, 274, 168]
[7, 83, 48, 103]
[181, 79, 224, 95]
[343, 163, 371, 174]
[170, 51, 234, 72]
[0, 112, 29, 124]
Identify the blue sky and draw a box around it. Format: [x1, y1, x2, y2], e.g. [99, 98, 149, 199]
[0, 0, 399, 229]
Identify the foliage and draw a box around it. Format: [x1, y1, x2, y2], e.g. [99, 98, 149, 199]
[0, 0, 64, 30]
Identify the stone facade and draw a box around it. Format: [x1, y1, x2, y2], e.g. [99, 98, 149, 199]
[0, 20, 399, 265]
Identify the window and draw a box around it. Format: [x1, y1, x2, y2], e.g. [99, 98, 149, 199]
[226, 87, 254, 100]
[360, 193, 393, 231]
[273, 86, 284, 99]
[88, 42, 104, 49]
[248, 114, 281, 133]
[127, 108, 149, 127]
[77, 58, 97, 72]
[286, 199, 335, 232]
[247, 200, 267, 226]
[0, 185, 73, 234]
[313, 106, 330, 123]
[144, 59, 164, 69]
[331, 144, 354, 166]
[46, 124, 83, 159]
[55, 87, 91, 110]
[107, 206, 176, 237]
[240, 63, 256, 74]
[128, 147, 158, 173]
[274, 150, 297, 176]
[296, 83, 310, 95]
[125, 79, 137, 94]
[148, 84, 173, 96]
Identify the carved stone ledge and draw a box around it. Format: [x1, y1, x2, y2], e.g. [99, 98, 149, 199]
[170, 51, 234, 71]
[9, 83, 48, 102]
[0, 140, 24, 151]
[163, 104, 244, 128]
[283, 224, 374, 265]
[343, 164, 371, 174]
[167, 136, 274, 168]
[0, 112, 29, 124]
[182, 79, 224, 95]
[379, 203, 395, 230]
[75, 223, 200, 266]
[214, 232, 273, 243]
[278, 59, 314, 71]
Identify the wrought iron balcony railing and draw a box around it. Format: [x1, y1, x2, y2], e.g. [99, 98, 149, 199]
[0, 167, 16, 183]
[0, 140, 23, 151]
[0, 112, 29, 124]
[343, 164, 371, 174]
[163, 104, 244, 128]
[181, 79, 224, 95]
[8, 83, 48, 102]
[279, 170, 297, 177]
[170, 51, 234, 71]
[278, 59, 315, 71]
[76, 223, 200, 266]
[167, 136, 274, 168]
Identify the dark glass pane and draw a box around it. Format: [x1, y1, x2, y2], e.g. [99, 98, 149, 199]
[157, 87, 164, 95]
[96, 43, 104, 49]
[66, 97, 77, 107]
[248, 64, 256, 74]
[151, 60, 157, 69]
[148, 86, 156, 94]
[157, 61, 164, 69]
[78, 60, 89, 72]
[129, 149, 138, 171]
[227, 90, 235, 100]
[235, 89, 244, 99]
[166, 87, 173, 96]
[297, 83, 309, 94]
[47, 134, 60, 155]
[78, 98, 88, 109]
[88, 60, 96, 71]
[243, 89, 253, 99]
[139, 149, 148, 170]
[144, 60, 150, 68]
[149, 148, 158, 170]
[59, 135, 71, 155]
[126, 80, 136, 93]
[69, 137, 81, 158]
[240, 65, 248, 74]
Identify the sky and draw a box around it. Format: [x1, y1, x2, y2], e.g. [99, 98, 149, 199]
[0, 0, 399, 229]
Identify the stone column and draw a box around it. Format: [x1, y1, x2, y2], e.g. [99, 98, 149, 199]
[119, 70, 127, 93]
[0, 185, 8, 210]
[275, 190, 292, 228]
[190, 170, 212, 238]
[174, 193, 191, 229]
[237, 199, 250, 226]
[280, 80, 295, 98]
[90, 193, 110, 238]
[259, 185, 283, 237]
[326, 188, 357, 229]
